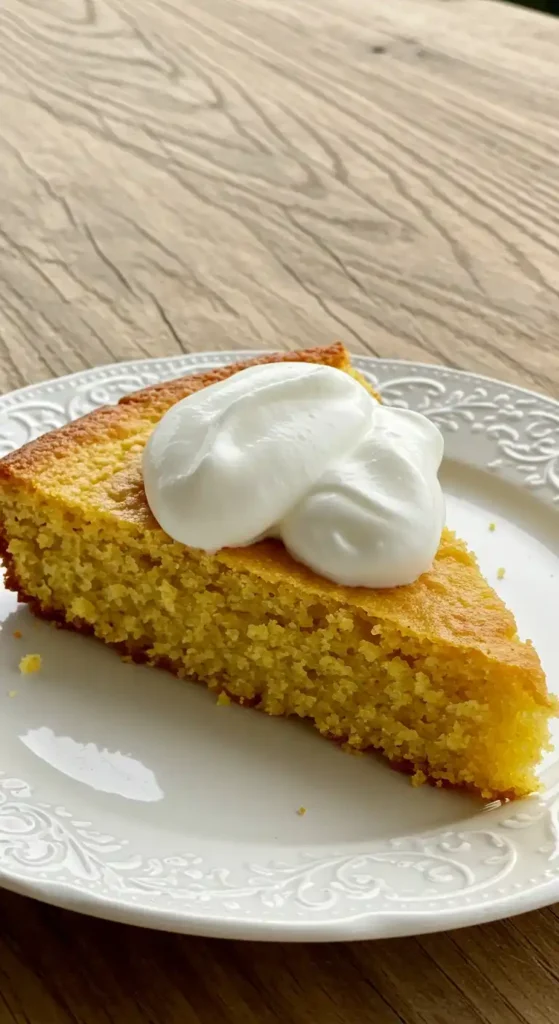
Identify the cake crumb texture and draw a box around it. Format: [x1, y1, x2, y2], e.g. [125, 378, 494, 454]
[0, 344, 554, 800]
[19, 653, 42, 675]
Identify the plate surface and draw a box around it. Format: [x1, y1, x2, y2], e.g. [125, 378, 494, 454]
[0, 351, 558, 941]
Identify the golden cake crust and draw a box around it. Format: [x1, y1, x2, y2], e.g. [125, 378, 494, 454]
[0, 342, 548, 703]
[0, 343, 352, 482]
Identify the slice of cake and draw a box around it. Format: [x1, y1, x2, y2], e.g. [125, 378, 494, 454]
[0, 343, 554, 798]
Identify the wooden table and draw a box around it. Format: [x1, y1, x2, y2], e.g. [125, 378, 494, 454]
[1, 0, 559, 1020]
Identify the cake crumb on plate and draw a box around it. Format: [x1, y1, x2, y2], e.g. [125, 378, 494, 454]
[13, 630, 22, 639]
[216, 692, 231, 706]
[7, 690, 17, 698]
[489, 522, 496, 532]
[19, 653, 42, 675]
[497, 567, 506, 580]
[296, 806, 307, 816]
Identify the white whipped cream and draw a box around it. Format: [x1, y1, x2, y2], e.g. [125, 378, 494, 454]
[142, 362, 445, 588]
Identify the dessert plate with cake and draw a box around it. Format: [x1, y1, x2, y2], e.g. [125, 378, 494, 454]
[0, 344, 557, 940]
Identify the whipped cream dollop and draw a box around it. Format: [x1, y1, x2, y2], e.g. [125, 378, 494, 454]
[142, 362, 445, 588]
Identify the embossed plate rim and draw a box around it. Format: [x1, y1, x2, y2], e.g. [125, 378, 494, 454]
[0, 350, 558, 941]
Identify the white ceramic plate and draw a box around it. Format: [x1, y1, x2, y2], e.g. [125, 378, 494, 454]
[0, 351, 558, 941]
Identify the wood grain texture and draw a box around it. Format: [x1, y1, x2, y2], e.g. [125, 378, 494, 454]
[1, 0, 559, 396]
[1, 0, 559, 1022]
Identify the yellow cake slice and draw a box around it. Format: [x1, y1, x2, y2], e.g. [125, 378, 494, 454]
[0, 344, 554, 799]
